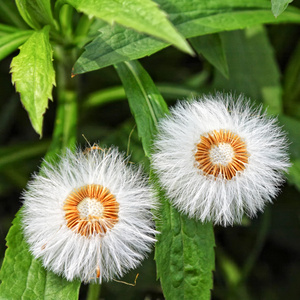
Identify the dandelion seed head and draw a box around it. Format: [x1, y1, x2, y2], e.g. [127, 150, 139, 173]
[22, 147, 157, 283]
[195, 129, 249, 180]
[152, 93, 290, 226]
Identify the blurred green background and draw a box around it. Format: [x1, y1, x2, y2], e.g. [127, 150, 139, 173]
[1, 13, 300, 300]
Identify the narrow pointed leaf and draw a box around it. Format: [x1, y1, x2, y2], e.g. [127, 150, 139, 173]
[0, 24, 23, 35]
[0, 30, 33, 61]
[190, 33, 229, 78]
[15, 0, 54, 29]
[11, 26, 55, 136]
[271, 0, 293, 17]
[115, 61, 168, 157]
[73, 0, 300, 74]
[66, 0, 192, 55]
[115, 60, 215, 300]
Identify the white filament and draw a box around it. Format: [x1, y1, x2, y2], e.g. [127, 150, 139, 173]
[152, 93, 290, 226]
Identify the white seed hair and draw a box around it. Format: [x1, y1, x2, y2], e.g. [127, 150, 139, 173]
[22, 147, 158, 283]
[151, 93, 290, 226]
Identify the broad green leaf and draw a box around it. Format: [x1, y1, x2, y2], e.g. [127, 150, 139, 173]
[0, 211, 80, 300]
[114, 61, 169, 157]
[15, 0, 54, 30]
[66, 0, 192, 55]
[283, 40, 300, 119]
[73, 0, 300, 74]
[271, 0, 293, 17]
[0, 30, 32, 61]
[11, 26, 55, 136]
[155, 195, 215, 300]
[190, 33, 229, 78]
[115, 60, 215, 300]
[213, 26, 282, 114]
[0, 75, 79, 300]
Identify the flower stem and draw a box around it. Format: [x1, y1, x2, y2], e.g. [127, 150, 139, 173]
[86, 283, 101, 300]
[46, 46, 78, 160]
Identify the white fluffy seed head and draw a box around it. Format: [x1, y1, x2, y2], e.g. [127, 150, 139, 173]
[151, 93, 290, 226]
[22, 146, 158, 283]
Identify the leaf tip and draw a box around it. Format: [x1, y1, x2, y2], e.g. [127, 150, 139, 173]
[180, 42, 195, 57]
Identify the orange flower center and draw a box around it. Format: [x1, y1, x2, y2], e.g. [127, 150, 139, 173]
[195, 129, 249, 180]
[63, 184, 119, 236]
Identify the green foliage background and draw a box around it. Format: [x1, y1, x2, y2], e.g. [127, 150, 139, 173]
[0, 0, 300, 299]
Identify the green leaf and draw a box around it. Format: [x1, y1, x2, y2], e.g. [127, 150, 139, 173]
[271, 0, 293, 17]
[115, 60, 215, 300]
[155, 195, 215, 300]
[66, 0, 192, 55]
[0, 24, 22, 35]
[83, 86, 126, 109]
[114, 61, 169, 157]
[11, 26, 56, 137]
[82, 83, 201, 109]
[0, 67, 79, 300]
[190, 33, 229, 78]
[15, 0, 55, 29]
[213, 26, 282, 114]
[73, 0, 300, 74]
[0, 30, 33, 61]
[0, 211, 80, 300]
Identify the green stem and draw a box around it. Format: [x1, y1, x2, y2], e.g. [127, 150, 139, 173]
[86, 283, 101, 300]
[74, 14, 92, 37]
[59, 5, 74, 39]
[47, 46, 78, 160]
[82, 83, 207, 110]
